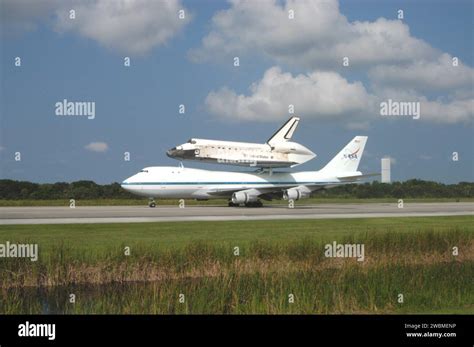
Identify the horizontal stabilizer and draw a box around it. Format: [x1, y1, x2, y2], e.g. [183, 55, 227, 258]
[337, 173, 380, 181]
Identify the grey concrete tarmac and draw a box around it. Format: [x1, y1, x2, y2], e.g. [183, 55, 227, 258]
[0, 202, 472, 225]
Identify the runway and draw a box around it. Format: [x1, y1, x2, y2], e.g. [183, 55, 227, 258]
[0, 202, 472, 225]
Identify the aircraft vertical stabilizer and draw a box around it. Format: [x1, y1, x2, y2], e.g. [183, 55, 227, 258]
[320, 136, 368, 174]
[267, 116, 300, 145]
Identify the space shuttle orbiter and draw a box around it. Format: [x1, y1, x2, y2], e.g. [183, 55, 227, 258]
[166, 116, 316, 168]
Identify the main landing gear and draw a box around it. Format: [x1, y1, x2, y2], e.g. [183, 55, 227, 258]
[148, 198, 156, 208]
[228, 200, 263, 208]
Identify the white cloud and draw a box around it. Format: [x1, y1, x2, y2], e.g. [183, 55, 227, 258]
[205, 66, 375, 127]
[84, 142, 109, 153]
[190, 0, 435, 68]
[206, 66, 473, 125]
[2, 0, 191, 54]
[195, 0, 473, 126]
[0, 0, 186, 55]
[418, 98, 474, 123]
[369, 54, 474, 92]
[374, 86, 473, 123]
[54, 0, 191, 55]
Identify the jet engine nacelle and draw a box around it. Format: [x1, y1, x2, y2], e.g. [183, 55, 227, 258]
[283, 187, 311, 201]
[232, 191, 258, 204]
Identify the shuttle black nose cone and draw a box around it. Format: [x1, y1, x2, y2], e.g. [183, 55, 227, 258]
[166, 148, 177, 158]
[166, 147, 195, 159]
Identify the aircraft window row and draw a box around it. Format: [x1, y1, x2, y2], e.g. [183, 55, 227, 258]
[140, 169, 148, 173]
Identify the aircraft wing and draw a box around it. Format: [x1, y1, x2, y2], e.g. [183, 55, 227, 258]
[206, 173, 379, 200]
[206, 183, 328, 200]
[206, 186, 293, 198]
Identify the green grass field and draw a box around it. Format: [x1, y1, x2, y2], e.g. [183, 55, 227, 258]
[0, 216, 472, 314]
[0, 197, 472, 206]
[1, 215, 473, 252]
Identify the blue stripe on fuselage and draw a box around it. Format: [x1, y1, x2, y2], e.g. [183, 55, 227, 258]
[121, 181, 339, 185]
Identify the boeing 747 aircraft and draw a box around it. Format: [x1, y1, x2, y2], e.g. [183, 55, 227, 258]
[122, 136, 377, 207]
[166, 116, 316, 168]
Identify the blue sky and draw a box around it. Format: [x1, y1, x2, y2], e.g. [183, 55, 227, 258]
[0, 0, 473, 184]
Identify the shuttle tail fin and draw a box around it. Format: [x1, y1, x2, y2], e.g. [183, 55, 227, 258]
[320, 136, 368, 175]
[267, 116, 300, 145]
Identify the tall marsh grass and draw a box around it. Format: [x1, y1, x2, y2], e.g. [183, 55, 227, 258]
[0, 228, 472, 314]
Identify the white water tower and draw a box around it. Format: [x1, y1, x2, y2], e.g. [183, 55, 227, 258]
[381, 157, 391, 183]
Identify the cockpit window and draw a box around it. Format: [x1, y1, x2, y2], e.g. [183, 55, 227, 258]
[187, 138, 197, 144]
[140, 169, 149, 173]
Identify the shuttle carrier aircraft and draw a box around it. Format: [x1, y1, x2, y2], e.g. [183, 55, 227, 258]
[122, 136, 376, 207]
[166, 116, 316, 168]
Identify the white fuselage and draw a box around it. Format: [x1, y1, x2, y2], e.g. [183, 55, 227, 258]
[166, 139, 316, 168]
[121, 166, 349, 200]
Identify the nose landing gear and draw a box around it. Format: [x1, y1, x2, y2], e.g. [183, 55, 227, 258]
[148, 198, 156, 208]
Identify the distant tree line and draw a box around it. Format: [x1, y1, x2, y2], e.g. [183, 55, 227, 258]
[0, 180, 136, 200]
[319, 180, 474, 199]
[0, 179, 472, 200]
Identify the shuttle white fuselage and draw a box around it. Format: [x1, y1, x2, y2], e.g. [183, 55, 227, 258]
[166, 116, 316, 168]
[166, 138, 316, 168]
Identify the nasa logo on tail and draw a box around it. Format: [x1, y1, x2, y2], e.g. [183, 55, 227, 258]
[343, 147, 360, 160]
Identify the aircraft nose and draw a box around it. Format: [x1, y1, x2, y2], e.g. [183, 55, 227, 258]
[121, 175, 135, 191]
[121, 179, 130, 190]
